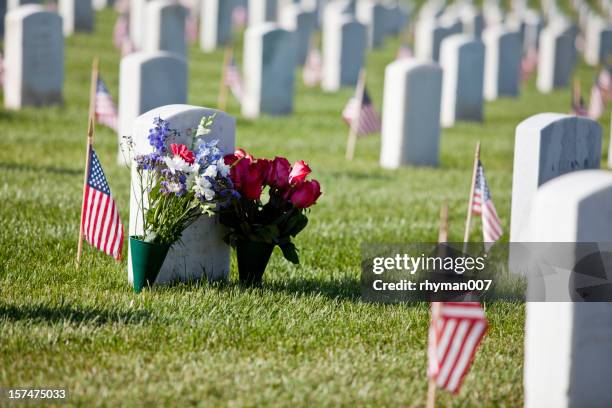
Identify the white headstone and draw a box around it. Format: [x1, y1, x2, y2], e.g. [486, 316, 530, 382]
[483, 27, 522, 100]
[440, 34, 485, 128]
[380, 60, 442, 168]
[249, 0, 277, 25]
[144, 0, 188, 57]
[7, 0, 40, 10]
[415, 17, 462, 62]
[279, 3, 317, 65]
[59, 0, 93, 35]
[129, 0, 147, 49]
[524, 170, 612, 408]
[118, 51, 188, 163]
[536, 24, 574, 93]
[321, 12, 366, 92]
[356, 0, 386, 48]
[584, 15, 612, 66]
[200, 0, 233, 52]
[128, 104, 235, 285]
[510, 113, 602, 243]
[242, 23, 295, 118]
[4, 5, 63, 109]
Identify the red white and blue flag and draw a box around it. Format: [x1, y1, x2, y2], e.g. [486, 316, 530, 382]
[520, 47, 538, 82]
[81, 147, 124, 260]
[95, 78, 119, 132]
[303, 47, 323, 87]
[225, 57, 243, 102]
[342, 87, 381, 136]
[428, 302, 488, 394]
[471, 161, 503, 244]
[113, 13, 134, 56]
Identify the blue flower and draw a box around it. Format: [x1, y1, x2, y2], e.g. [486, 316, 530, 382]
[148, 116, 173, 154]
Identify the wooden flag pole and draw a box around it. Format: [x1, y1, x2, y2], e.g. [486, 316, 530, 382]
[438, 201, 449, 244]
[217, 46, 233, 112]
[463, 141, 481, 252]
[345, 69, 366, 161]
[77, 58, 99, 266]
[426, 300, 442, 408]
[88, 57, 99, 126]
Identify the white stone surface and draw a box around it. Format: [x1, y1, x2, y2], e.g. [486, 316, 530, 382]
[440, 34, 485, 127]
[584, 15, 612, 66]
[7, 0, 40, 10]
[129, 0, 147, 49]
[380, 60, 442, 168]
[93, 0, 113, 11]
[483, 26, 521, 100]
[59, 0, 93, 35]
[524, 170, 612, 408]
[128, 104, 235, 285]
[321, 11, 366, 92]
[200, 0, 233, 52]
[143, 0, 188, 57]
[536, 24, 574, 93]
[510, 113, 601, 243]
[118, 51, 188, 163]
[248, 0, 277, 25]
[355, 0, 386, 48]
[4, 5, 63, 109]
[415, 16, 462, 62]
[241, 23, 295, 118]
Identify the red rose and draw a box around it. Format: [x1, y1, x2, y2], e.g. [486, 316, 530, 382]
[290, 180, 321, 208]
[266, 157, 291, 189]
[288, 160, 311, 185]
[241, 160, 268, 200]
[170, 143, 195, 164]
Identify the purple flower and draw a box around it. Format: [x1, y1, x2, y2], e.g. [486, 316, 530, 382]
[148, 116, 173, 154]
[135, 153, 163, 171]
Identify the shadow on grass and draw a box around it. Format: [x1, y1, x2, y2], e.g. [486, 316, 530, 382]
[0, 162, 81, 176]
[261, 276, 362, 302]
[0, 303, 150, 325]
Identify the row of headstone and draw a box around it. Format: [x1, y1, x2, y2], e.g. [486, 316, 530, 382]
[4, 5, 64, 109]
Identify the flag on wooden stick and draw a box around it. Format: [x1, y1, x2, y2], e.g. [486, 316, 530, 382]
[225, 55, 243, 102]
[520, 47, 538, 82]
[303, 46, 323, 87]
[427, 302, 488, 394]
[81, 144, 125, 260]
[113, 13, 133, 56]
[95, 77, 119, 132]
[471, 161, 503, 244]
[342, 87, 381, 136]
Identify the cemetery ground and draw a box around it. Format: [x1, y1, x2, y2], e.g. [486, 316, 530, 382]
[0, 9, 609, 408]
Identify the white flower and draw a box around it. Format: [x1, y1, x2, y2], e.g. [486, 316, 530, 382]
[185, 163, 200, 189]
[217, 159, 230, 177]
[165, 181, 183, 194]
[194, 175, 215, 201]
[203, 164, 218, 178]
[164, 156, 194, 174]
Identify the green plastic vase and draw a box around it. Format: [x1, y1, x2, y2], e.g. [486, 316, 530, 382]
[236, 240, 275, 285]
[130, 236, 171, 293]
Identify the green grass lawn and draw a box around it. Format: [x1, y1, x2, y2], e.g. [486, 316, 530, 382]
[0, 7, 610, 407]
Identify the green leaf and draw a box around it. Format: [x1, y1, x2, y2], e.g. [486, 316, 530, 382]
[279, 243, 300, 264]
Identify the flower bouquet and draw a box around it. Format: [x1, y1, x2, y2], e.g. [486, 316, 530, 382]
[220, 149, 322, 285]
[128, 115, 237, 292]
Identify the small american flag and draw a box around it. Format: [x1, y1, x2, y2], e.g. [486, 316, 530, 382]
[95, 78, 119, 132]
[588, 79, 606, 120]
[81, 147, 124, 260]
[520, 47, 538, 82]
[342, 87, 381, 136]
[428, 302, 488, 394]
[303, 47, 323, 87]
[471, 161, 503, 244]
[113, 14, 134, 56]
[597, 67, 612, 100]
[185, 14, 198, 44]
[225, 57, 243, 102]
[396, 43, 413, 60]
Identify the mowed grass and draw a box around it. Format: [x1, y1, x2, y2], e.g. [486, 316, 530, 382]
[0, 7, 610, 407]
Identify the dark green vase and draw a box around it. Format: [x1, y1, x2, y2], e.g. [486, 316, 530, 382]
[236, 241, 275, 285]
[130, 236, 171, 293]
